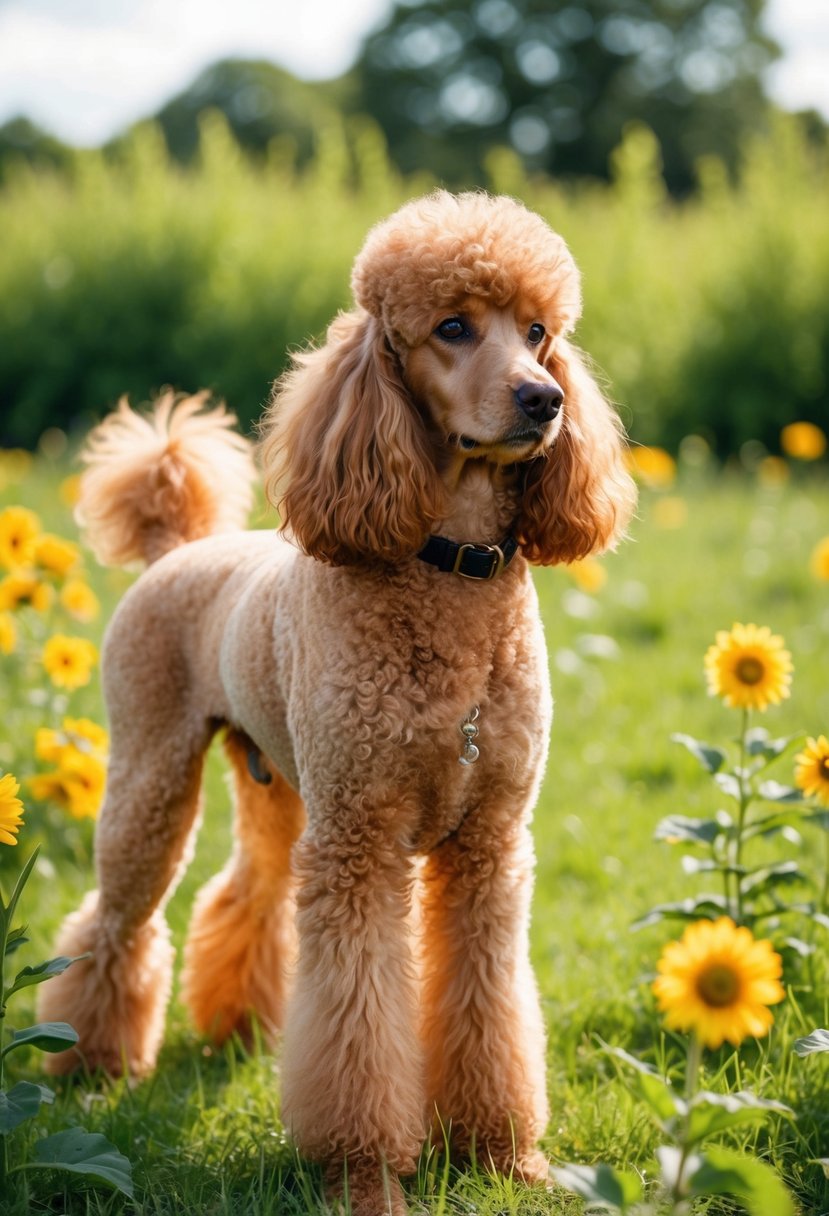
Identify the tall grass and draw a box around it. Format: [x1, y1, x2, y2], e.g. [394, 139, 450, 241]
[0, 113, 827, 453]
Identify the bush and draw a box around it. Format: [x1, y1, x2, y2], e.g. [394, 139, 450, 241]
[0, 113, 826, 454]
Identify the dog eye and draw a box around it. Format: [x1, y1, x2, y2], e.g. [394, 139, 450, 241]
[435, 317, 468, 341]
[527, 323, 545, 345]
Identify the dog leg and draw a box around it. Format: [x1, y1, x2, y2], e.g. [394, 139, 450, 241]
[420, 817, 550, 1184]
[37, 717, 213, 1076]
[280, 825, 425, 1216]
[181, 729, 305, 1045]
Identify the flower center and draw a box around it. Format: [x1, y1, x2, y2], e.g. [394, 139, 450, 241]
[696, 963, 740, 1007]
[735, 656, 765, 685]
[820, 757, 829, 780]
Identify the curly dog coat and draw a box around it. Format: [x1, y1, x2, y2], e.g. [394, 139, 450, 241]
[39, 191, 636, 1215]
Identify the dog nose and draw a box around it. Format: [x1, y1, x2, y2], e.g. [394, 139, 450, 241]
[513, 381, 564, 423]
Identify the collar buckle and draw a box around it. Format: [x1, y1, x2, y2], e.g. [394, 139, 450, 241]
[452, 542, 506, 580]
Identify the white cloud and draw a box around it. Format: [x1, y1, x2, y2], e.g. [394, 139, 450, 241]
[0, 0, 827, 146]
[0, 0, 392, 144]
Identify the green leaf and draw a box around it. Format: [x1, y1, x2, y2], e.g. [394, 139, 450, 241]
[603, 1046, 683, 1121]
[0, 1081, 54, 1134]
[1, 1022, 79, 1058]
[688, 1146, 794, 1216]
[632, 894, 728, 931]
[758, 781, 810, 806]
[740, 861, 804, 895]
[657, 1144, 702, 1193]
[551, 1162, 642, 1211]
[1, 848, 39, 925]
[654, 815, 723, 846]
[4, 955, 87, 1002]
[3, 927, 29, 956]
[745, 729, 795, 761]
[671, 733, 727, 774]
[794, 1029, 829, 1056]
[742, 809, 809, 841]
[20, 1127, 134, 1198]
[685, 1090, 794, 1145]
[714, 772, 741, 801]
[811, 1159, 829, 1179]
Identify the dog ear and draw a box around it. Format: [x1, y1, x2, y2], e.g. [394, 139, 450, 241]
[260, 310, 444, 566]
[515, 339, 637, 565]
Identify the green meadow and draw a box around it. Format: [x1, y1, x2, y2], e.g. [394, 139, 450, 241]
[1, 451, 828, 1214]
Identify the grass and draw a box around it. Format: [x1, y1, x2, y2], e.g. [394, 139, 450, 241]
[1, 453, 829, 1214]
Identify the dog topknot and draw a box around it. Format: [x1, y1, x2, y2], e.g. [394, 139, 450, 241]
[350, 190, 582, 347]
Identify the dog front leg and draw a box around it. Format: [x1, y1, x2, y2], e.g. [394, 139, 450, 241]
[420, 817, 550, 1184]
[280, 824, 425, 1216]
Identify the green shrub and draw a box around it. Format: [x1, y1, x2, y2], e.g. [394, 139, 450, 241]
[0, 113, 826, 454]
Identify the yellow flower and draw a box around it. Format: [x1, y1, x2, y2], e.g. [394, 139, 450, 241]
[34, 533, 81, 578]
[0, 771, 24, 845]
[60, 750, 106, 819]
[0, 506, 41, 570]
[0, 571, 54, 613]
[653, 917, 784, 1049]
[568, 557, 607, 593]
[36, 717, 108, 763]
[30, 717, 108, 820]
[627, 445, 677, 489]
[59, 473, 82, 507]
[704, 622, 792, 712]
[42, 634, 98, 690]
[811, 537, 829, 582]
[60, 577, 100, 622]
[0, 610, 16, 655]
[794, 735, 829, 807]
[780, 421, 826, 461]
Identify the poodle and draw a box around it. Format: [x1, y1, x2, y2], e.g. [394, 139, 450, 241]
[39, 190, 637, 1215]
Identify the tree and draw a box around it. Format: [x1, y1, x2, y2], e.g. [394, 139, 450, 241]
[348, 0, 779, 193]
[141, 58, 347, 166]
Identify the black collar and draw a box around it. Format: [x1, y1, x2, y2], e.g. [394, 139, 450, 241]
[417, 533, 519, 580]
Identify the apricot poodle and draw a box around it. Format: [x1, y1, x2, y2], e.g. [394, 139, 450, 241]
[39, 190, 636, 1215]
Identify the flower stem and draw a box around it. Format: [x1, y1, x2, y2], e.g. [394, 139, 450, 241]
[0, 886, 8, 1188]
[733, 708, 750, 925]
[669, 1034, 703, 1214]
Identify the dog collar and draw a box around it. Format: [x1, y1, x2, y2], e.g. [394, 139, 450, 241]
[417, 533, 519, 580]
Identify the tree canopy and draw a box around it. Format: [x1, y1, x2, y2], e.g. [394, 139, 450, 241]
[348, 0, 779, 192]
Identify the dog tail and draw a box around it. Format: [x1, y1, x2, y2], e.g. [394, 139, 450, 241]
[76, 391, 257, 566]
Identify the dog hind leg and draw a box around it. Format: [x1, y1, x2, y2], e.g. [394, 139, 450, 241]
[181, 729, 305, 1045]
[37, 712, 215, 1076]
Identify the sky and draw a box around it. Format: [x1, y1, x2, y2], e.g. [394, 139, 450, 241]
[0, 0, 827, 147]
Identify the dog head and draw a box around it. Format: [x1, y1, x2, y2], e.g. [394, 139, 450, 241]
[261, 190, 636, 568]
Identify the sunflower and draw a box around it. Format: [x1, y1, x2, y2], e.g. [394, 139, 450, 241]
[0, 771, 24, 845]
[42, 634, 99, 690]
[0, 571, 54, 613]
[0, 610, 16, 655]
[794, 736, 829, 807]
[811, 537, 829, 582]
[653, 917, 784, 1049]
[34, 533, 81, 578]
[704, 622, 792, 712]
[60, 577, 100, 622]
[0, 506, 41, 570]
[780, 421, 826, 461]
